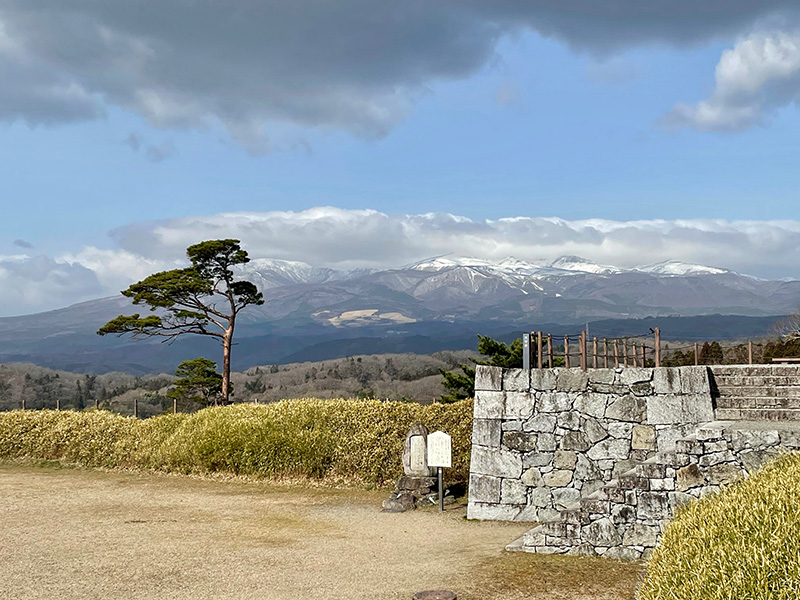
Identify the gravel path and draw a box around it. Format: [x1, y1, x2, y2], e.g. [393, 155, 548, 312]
[0, 464, 640, 600]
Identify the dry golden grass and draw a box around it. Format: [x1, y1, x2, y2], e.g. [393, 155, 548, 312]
[0, 463, 641, 600]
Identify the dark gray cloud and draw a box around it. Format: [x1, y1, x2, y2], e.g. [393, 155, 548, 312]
[1, 1, 797, 148]
[124, 132, 177, 162]
[13, 239, 33, 249]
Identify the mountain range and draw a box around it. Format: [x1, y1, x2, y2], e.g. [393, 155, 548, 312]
[0, 256, 795, 374]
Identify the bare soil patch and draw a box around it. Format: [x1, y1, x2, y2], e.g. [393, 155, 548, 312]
[0, 464, 641, 599]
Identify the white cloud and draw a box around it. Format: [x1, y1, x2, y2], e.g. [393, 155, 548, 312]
[0, 255, 103, 316]
[3, 209, 800, 317]
[663, 29, 800, 131]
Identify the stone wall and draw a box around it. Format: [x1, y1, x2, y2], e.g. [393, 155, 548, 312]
[467, 365, 713, 522]
[467, 364, 800, 558]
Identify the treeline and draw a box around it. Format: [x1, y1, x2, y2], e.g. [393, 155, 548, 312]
[0, 351, 476, 415]
[661, 337, 800, 366]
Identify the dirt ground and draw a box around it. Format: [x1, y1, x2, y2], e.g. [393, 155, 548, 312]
[0, 463, 642, 600]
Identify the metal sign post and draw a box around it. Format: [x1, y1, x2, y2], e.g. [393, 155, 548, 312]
[427, 431, 452, 512]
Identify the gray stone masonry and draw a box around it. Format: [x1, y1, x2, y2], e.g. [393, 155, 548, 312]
[469, 364, 800, 558]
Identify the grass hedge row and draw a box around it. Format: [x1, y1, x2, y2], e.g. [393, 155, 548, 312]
[638, 452, 800, 600]
[0, 398, 473, 484]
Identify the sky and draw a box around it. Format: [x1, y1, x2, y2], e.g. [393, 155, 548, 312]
[2, 2, 800, 317]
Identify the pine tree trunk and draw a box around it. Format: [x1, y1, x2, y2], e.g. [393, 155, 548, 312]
[222, 324, 234, 403]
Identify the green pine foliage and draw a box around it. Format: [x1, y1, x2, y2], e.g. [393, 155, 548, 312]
[167, 358, 225, 406]
[439, 334, 524, 402]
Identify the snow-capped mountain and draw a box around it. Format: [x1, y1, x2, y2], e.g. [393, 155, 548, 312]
[0, 254, 798, 374]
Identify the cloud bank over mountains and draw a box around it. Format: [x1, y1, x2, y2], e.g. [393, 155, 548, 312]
[2, 208, 800, 317]
[2, 1, 800, 150]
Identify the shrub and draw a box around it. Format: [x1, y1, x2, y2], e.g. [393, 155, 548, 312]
[637, 453, 800, 600]
[0, 399, 473, 485]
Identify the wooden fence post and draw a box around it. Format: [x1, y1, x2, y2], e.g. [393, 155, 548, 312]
[173, 397, 177, 414]
[654, 327, 661, 367]
[748, 341, 753, 365]
[613, 340, 619, 368]
[604, 339, 609, 368]
[694, 342, 699, 366]
[21, 397, 26, 411]
[564, 335, 570, 369]
[56, 397, 60, 411]
[537, 331, 543, 369]
[134, 397, 139, 419]
[623, 341, 629, 368]
[593, 337, 598, 369]
[547, 334, 553, 368]
[641, 343, 646, 366]
[580, 332, 587, 371]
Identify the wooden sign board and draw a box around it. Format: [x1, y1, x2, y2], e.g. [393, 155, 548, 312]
[427, 431, 452, 468]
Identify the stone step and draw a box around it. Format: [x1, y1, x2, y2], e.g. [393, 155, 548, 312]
[715, 407, 800, 421]
[715, 385, 800, 398]
[710, 366, 800, 376]
[716, 396, 800, 409]
[713, 377, 800, 387]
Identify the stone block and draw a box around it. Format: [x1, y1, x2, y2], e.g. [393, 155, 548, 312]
[682, 394, 714, 423]
[502, 420, 523, 431]
[707, 463, 744, 486]
[606, 395, 646, 422]
[474, 391, 505, 419]
[588, 369, 616, 384]
[536, 433, 557, 452]
[529, 486, 552, 508]
[676, 464, 705, 491]
[521, 467, 544, 487]
[539, 391, 574, 412]
[607, 422, 634, 440]
[503, 368, 530, 392]
[524, 413, 557, 433]
[521, 527, 546, 546]
[557, 411, 581, 431]
[639, 463, 666, 478]
[703, 440, 728, 453]
[584, 417, 609, 443]
[780, 431, 800, 448]
[632, 425, 657, 450]
[543, 469, 573, 487]
[475, 365, 503, 391]
[653, 368, 682, 394]
[552, 487, 581, 509]
[587, 438, 631, 461]
[583, 517, 622, 546]
[647, 395, 683, 425]
[699, 451, 735, 468]
[739, 449, 780, 473]
[523, 451, 554, 468]
[574, 454, 601, 481]
[730, 429, 780, 451]
[619, 367, 653, 385]
[695, 427, 723, 441]
[501, 479, 528, 504]
[668, 491, 695, 510]
[611, 503, 636, 523]
[604, 546, 643, 560]
[514, 506, 540, 522]
[471, 446, 523, 478]
[560, 431, 591, 452]
[649, 478, 675, 491]
[574, 393, 607, 419]
[631, 382, 654, 396]
[467, 502, 521, 521]
[622, 523, 659, 547]
[554, 450, 577, 470]
[504, 391, 534, 419]
[471, 419, 502, 447]
[656, 426, 689, 452]
[638, 492, 670, 520]
[469, 473, 501, 503]
[681, 366, 710, 394]
[530, 369, 558, 391]
[556, 369, 589, 392]
[503, 431, 538, 452]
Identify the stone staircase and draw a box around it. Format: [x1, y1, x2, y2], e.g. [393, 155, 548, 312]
[508, 418, 800, 559]
[710, 365, 800, 421]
